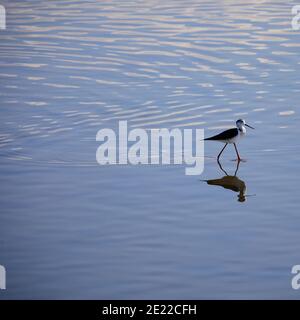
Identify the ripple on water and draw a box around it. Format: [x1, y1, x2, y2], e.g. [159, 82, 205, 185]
[0, 0, 299, 164]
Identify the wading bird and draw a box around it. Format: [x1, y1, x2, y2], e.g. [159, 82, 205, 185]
[204, 119, 254, 161]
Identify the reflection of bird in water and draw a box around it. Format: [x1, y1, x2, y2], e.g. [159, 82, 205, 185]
[202, 160, 248, 202]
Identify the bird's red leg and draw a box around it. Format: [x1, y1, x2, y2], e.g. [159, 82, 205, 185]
[217, 143, 228, 160]
[233, 143, 241, 162]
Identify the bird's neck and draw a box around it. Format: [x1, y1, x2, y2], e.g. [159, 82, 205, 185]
[238, 125, 246, 134]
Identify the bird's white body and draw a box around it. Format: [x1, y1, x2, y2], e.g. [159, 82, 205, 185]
[219, 135, 238, 144]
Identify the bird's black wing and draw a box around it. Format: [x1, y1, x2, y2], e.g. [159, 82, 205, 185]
[204, 128, 238, 141]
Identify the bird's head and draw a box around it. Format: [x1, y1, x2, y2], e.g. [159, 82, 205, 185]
[236, 119, 254, 130]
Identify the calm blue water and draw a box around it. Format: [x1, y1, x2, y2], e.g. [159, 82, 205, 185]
[0, 0, 300, 299]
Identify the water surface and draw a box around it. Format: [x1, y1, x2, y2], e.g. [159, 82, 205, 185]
[0, 0, 300, 299]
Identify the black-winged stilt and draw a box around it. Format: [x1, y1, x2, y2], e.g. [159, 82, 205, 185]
[204, 119, 254, 161]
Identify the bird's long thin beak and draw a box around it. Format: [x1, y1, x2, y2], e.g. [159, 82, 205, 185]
[245, 123, 254, 129]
